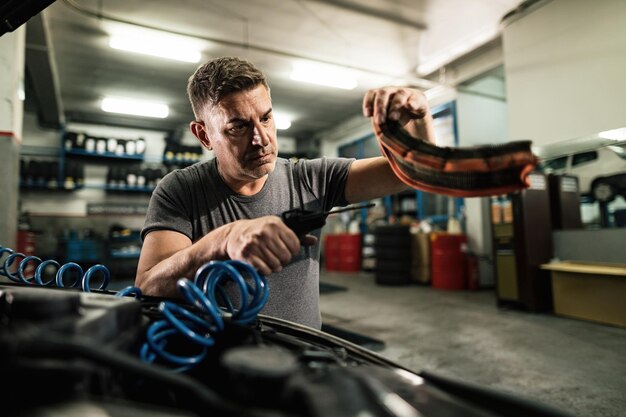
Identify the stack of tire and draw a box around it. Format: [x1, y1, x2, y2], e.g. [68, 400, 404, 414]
[374, 225, 412, 285]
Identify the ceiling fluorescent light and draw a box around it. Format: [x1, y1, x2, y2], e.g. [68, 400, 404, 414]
[598, 127, 626, 141]
[101, 97, 169, 119]
[424, 85, 446, 100]
[109, 35, 201, 63]
[273, 111, 292, 130]
[424, 85, 456, 105]
[290, 62, 358, 90]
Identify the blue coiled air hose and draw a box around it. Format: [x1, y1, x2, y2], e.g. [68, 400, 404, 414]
[1, 245, 267, 372]
[116, 285, 143, 299]
[140, 278, 224, 372]
[0, 245, 112, 293]
[140, 260, 268, 372]
[194, 260, 269, 325]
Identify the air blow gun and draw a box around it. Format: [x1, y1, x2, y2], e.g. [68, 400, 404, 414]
[282, 203, 375, 236]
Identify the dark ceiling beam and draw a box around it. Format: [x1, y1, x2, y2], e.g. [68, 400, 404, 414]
[0, 0, 56, 36]
[25, 10, 64, 128]
[305, 0, 427, 31]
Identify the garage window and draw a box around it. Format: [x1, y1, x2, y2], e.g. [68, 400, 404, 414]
[572, 151, 598, 167]
[544, 156, 568, 171]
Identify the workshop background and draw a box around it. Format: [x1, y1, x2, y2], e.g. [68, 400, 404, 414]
[1, 0, 625, 416]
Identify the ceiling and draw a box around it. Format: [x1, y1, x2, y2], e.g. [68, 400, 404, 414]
[21, 0, 526, 140]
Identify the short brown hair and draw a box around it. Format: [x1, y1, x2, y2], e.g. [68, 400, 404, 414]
[187, 56, 269, 119]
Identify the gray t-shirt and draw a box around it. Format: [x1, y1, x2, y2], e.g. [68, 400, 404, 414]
[142, 156, 354, 328]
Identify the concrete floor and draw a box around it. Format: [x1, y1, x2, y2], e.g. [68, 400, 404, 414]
[319, 271, 626, 417]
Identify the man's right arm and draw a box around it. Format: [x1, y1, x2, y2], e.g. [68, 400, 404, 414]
[135, 216, 303, 297]
[136, 228, 226, 297]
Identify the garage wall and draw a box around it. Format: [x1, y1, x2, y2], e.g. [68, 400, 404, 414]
[0, 27, 25, 249]
[455, 80, 508, 287]
[319, 114, 373, 158]
[456, 84, 508, 145]
[503, 0, 626, 146]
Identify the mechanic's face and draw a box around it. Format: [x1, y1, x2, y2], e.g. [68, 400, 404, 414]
[195, 84, 278, 193]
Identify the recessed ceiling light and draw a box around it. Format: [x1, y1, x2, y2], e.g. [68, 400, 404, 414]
[290, 62, 358, 90]
[109, 35, 201, 63]
[101, 97, 169, 119]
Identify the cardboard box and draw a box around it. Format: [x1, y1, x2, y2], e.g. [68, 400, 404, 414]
[541, 261, 626, 328]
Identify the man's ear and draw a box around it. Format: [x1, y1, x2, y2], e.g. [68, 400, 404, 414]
[190, 120, 212, 150]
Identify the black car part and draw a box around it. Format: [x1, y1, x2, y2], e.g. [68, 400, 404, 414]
[0, 280, 576, 417]
[0, 243, 573, 417]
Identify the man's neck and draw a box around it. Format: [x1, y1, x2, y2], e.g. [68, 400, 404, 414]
[216, 166, 268, 196]
[229, 175, 269, 196]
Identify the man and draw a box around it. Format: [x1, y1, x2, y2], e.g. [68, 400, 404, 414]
[136, 57, 435, 328]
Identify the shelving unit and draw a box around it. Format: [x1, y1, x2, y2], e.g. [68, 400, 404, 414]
[107, 229, 143, 279]
[20, 181, 84, 191]
[18, 127, 170, 278]
[101, 185, 155, 193]
[162, 143, 204, 167]
[23, 184, 156, 193]
[65, 148, 145, 161]
[19, 129, 171, 194]
[108, 229, 142, 257]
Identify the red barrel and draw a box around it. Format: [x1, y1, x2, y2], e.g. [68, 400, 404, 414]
[430, 233, 467, 290]
[324, 235, 341, 271]
[338, 234, 361, 272]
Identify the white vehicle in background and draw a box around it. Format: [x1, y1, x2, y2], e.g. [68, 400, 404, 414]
[542, 145, 626, 202]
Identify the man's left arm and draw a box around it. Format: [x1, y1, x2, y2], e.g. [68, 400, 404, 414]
[344, 86, 436, 204]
